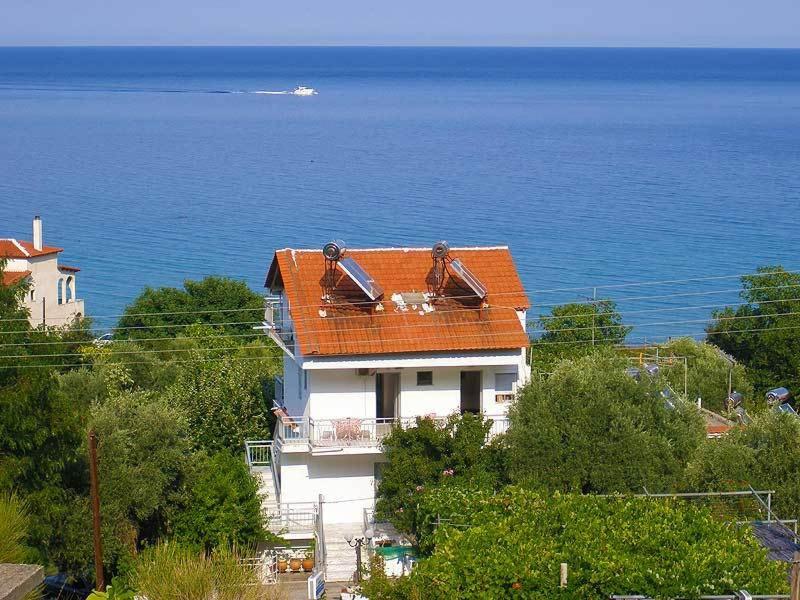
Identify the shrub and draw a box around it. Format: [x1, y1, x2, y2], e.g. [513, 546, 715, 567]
[173, 451, 270, 551]
[507, 350, 706, 494]
[363, 487, 788, 599]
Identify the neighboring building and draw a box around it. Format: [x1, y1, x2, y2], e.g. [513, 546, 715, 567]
[0, 216, 84, 326]
[259, 242, 530, 525]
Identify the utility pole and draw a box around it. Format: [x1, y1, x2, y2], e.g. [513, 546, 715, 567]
[88, 430, 105, 591]
[591, 287, 597, 346]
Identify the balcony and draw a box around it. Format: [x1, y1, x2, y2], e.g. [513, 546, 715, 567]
[271, 413, 509, 453]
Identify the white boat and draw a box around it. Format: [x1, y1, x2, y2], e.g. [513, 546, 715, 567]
[290, 86, 318, 96]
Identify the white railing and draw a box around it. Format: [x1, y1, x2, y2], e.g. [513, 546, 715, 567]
[264, 414, 511, 451]
[268, 502, 318, 534]
[239, 551, 277, 584]
[245, 440, 272, 467]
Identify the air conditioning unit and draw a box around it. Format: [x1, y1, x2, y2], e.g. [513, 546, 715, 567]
[356, 368, 377, 377]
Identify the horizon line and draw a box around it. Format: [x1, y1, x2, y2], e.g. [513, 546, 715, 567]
[1, 44, 799, 50]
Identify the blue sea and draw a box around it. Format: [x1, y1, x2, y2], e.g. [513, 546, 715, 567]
[0, 47, 798, 340]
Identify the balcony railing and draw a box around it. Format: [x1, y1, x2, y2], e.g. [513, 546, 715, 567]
[270, 414, 509, 450]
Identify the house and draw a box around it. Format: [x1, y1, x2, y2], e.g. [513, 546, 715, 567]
[0, 216, 84, 326]
[257, 241, 530, 527]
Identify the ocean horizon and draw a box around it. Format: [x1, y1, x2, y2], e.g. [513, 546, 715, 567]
[1, 46, 798, 339]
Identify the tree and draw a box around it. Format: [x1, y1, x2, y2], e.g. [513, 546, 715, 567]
[530, 300, 631, 375]
[163, 329, 278, 453]
[115, 276, 264, 342]
[507, 350, 705, 494]
[375, 413, 502, 538]
[172, 451, 268, 551]
[707, 266, 800, 396]
[362, 487, 788, 600]
[656, 337, 753, 413]
[685, 410, 800, 520]
[91, 390, 192, 573]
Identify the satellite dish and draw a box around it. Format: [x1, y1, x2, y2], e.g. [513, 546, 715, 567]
[432, 240, 450, 259]
[322, 239, 346, 261]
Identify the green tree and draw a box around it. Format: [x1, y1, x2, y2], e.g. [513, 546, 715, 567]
[91, 390, 192, 572]
[507, 350, 705, 494]
[707, 266, 800, 395]
[530, 300, 631, 375]
[375, 413, 502, 538]
[656, 337, 753, 413]
[173, 451, 268, 551]
[363, 487, 788, 600]
[163, 330, 278, 453]
[115, 276, 264, 342]
[685, 410, 800, 520]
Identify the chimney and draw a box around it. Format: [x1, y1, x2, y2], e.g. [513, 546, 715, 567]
[33, 216, 42, 251]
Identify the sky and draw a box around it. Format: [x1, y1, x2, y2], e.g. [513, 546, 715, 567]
[2, 0, 799, 47]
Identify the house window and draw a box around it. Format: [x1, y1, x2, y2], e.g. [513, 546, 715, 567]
[416, 371, 433, 386]
[30, 289, 35, 302]
[495, 372, 516, 403]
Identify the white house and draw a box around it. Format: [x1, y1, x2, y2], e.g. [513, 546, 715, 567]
[257, 241, 530, 528]
[0, 216, 85, 327]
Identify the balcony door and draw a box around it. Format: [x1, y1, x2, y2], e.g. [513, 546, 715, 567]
[460, 371, 482, 414]
[376, 372, 400, 419]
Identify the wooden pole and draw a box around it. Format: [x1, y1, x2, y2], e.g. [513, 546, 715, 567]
[790, 551, 800, 600]
[88, 430, 105, 591]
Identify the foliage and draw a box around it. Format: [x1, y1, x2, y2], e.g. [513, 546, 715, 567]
[0, 493, 34, 563]
[707, 266, 800, 395]
[129, 543, 283, 600]
[530, 300, 631, 374]
[362, 487, 788, 600]
[375, 413, 502, 538]
[654, 337, 753, 413]
[87, 578, 135, 600]
[91, 390, 192, 572]
[507, 350, 706, 494]
[173, 451, 269, 551]
[115, 276, 264, 341]
[163, 328, 278, 453]
[685, 410, 800, 520]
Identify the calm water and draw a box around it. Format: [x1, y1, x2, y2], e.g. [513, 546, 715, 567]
[0, 47, 799, 339]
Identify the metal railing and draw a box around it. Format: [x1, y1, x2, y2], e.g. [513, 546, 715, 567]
[268, 502, 318, 534]
[275, 415, 310, 444]
[239, 551, 278, 584]
[245, 440, 272, 467]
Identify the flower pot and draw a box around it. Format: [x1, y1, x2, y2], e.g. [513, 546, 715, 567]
[277, 559, 288, 573]
[289, 557, 302, 572]
[302, 557, 314, 571]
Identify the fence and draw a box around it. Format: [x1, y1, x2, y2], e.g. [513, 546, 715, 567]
[244, 440, 272, 467]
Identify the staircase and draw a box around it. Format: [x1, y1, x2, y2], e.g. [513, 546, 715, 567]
[253, 466, 282, 531]
[322, 523, 364, 583]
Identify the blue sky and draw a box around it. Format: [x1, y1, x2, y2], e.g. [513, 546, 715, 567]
[3, 0, 799, 47]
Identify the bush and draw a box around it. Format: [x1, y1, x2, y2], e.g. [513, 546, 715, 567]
[375, 413, 503, 538]
[507, 350, 706, 494]
[129, 543, 281, 600]
[173, 451, 270, 551]
[0, 493, 33, 563]
[363, 487, 788, 599]
[686, 410, 800, 520]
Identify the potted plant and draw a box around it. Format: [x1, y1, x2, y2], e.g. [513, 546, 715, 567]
[289, 555, 302, 572]
[302, 549, 314, 572]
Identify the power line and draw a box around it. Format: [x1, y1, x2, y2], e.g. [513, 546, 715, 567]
[3, 322, 800, 370]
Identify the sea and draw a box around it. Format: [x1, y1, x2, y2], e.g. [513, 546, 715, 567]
[0, 47, 798, 340]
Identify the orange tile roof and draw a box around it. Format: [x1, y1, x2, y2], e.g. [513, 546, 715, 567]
[0, 239, 62, 258]
[1, 270, 31, 286]
[266, 247, 530, 357]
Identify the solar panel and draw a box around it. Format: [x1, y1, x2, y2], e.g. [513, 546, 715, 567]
[449, 259, 488, 300]
[338, 257, 384, 301]
[776, 403, 798, 416]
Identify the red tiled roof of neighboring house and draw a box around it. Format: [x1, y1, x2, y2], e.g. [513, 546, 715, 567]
[1, 270, 31, 286]
[266, 247, 530, 357]
[59, 265, 81, 272]
[0, 239, 62, 258]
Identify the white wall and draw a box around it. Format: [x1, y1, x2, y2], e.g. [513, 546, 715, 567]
[279, 452, 379, 523]
[305, 361, 527, 421]
[8, 254, 85, 327]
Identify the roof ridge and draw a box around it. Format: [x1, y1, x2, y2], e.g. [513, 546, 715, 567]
[277, 245, 510, 253]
